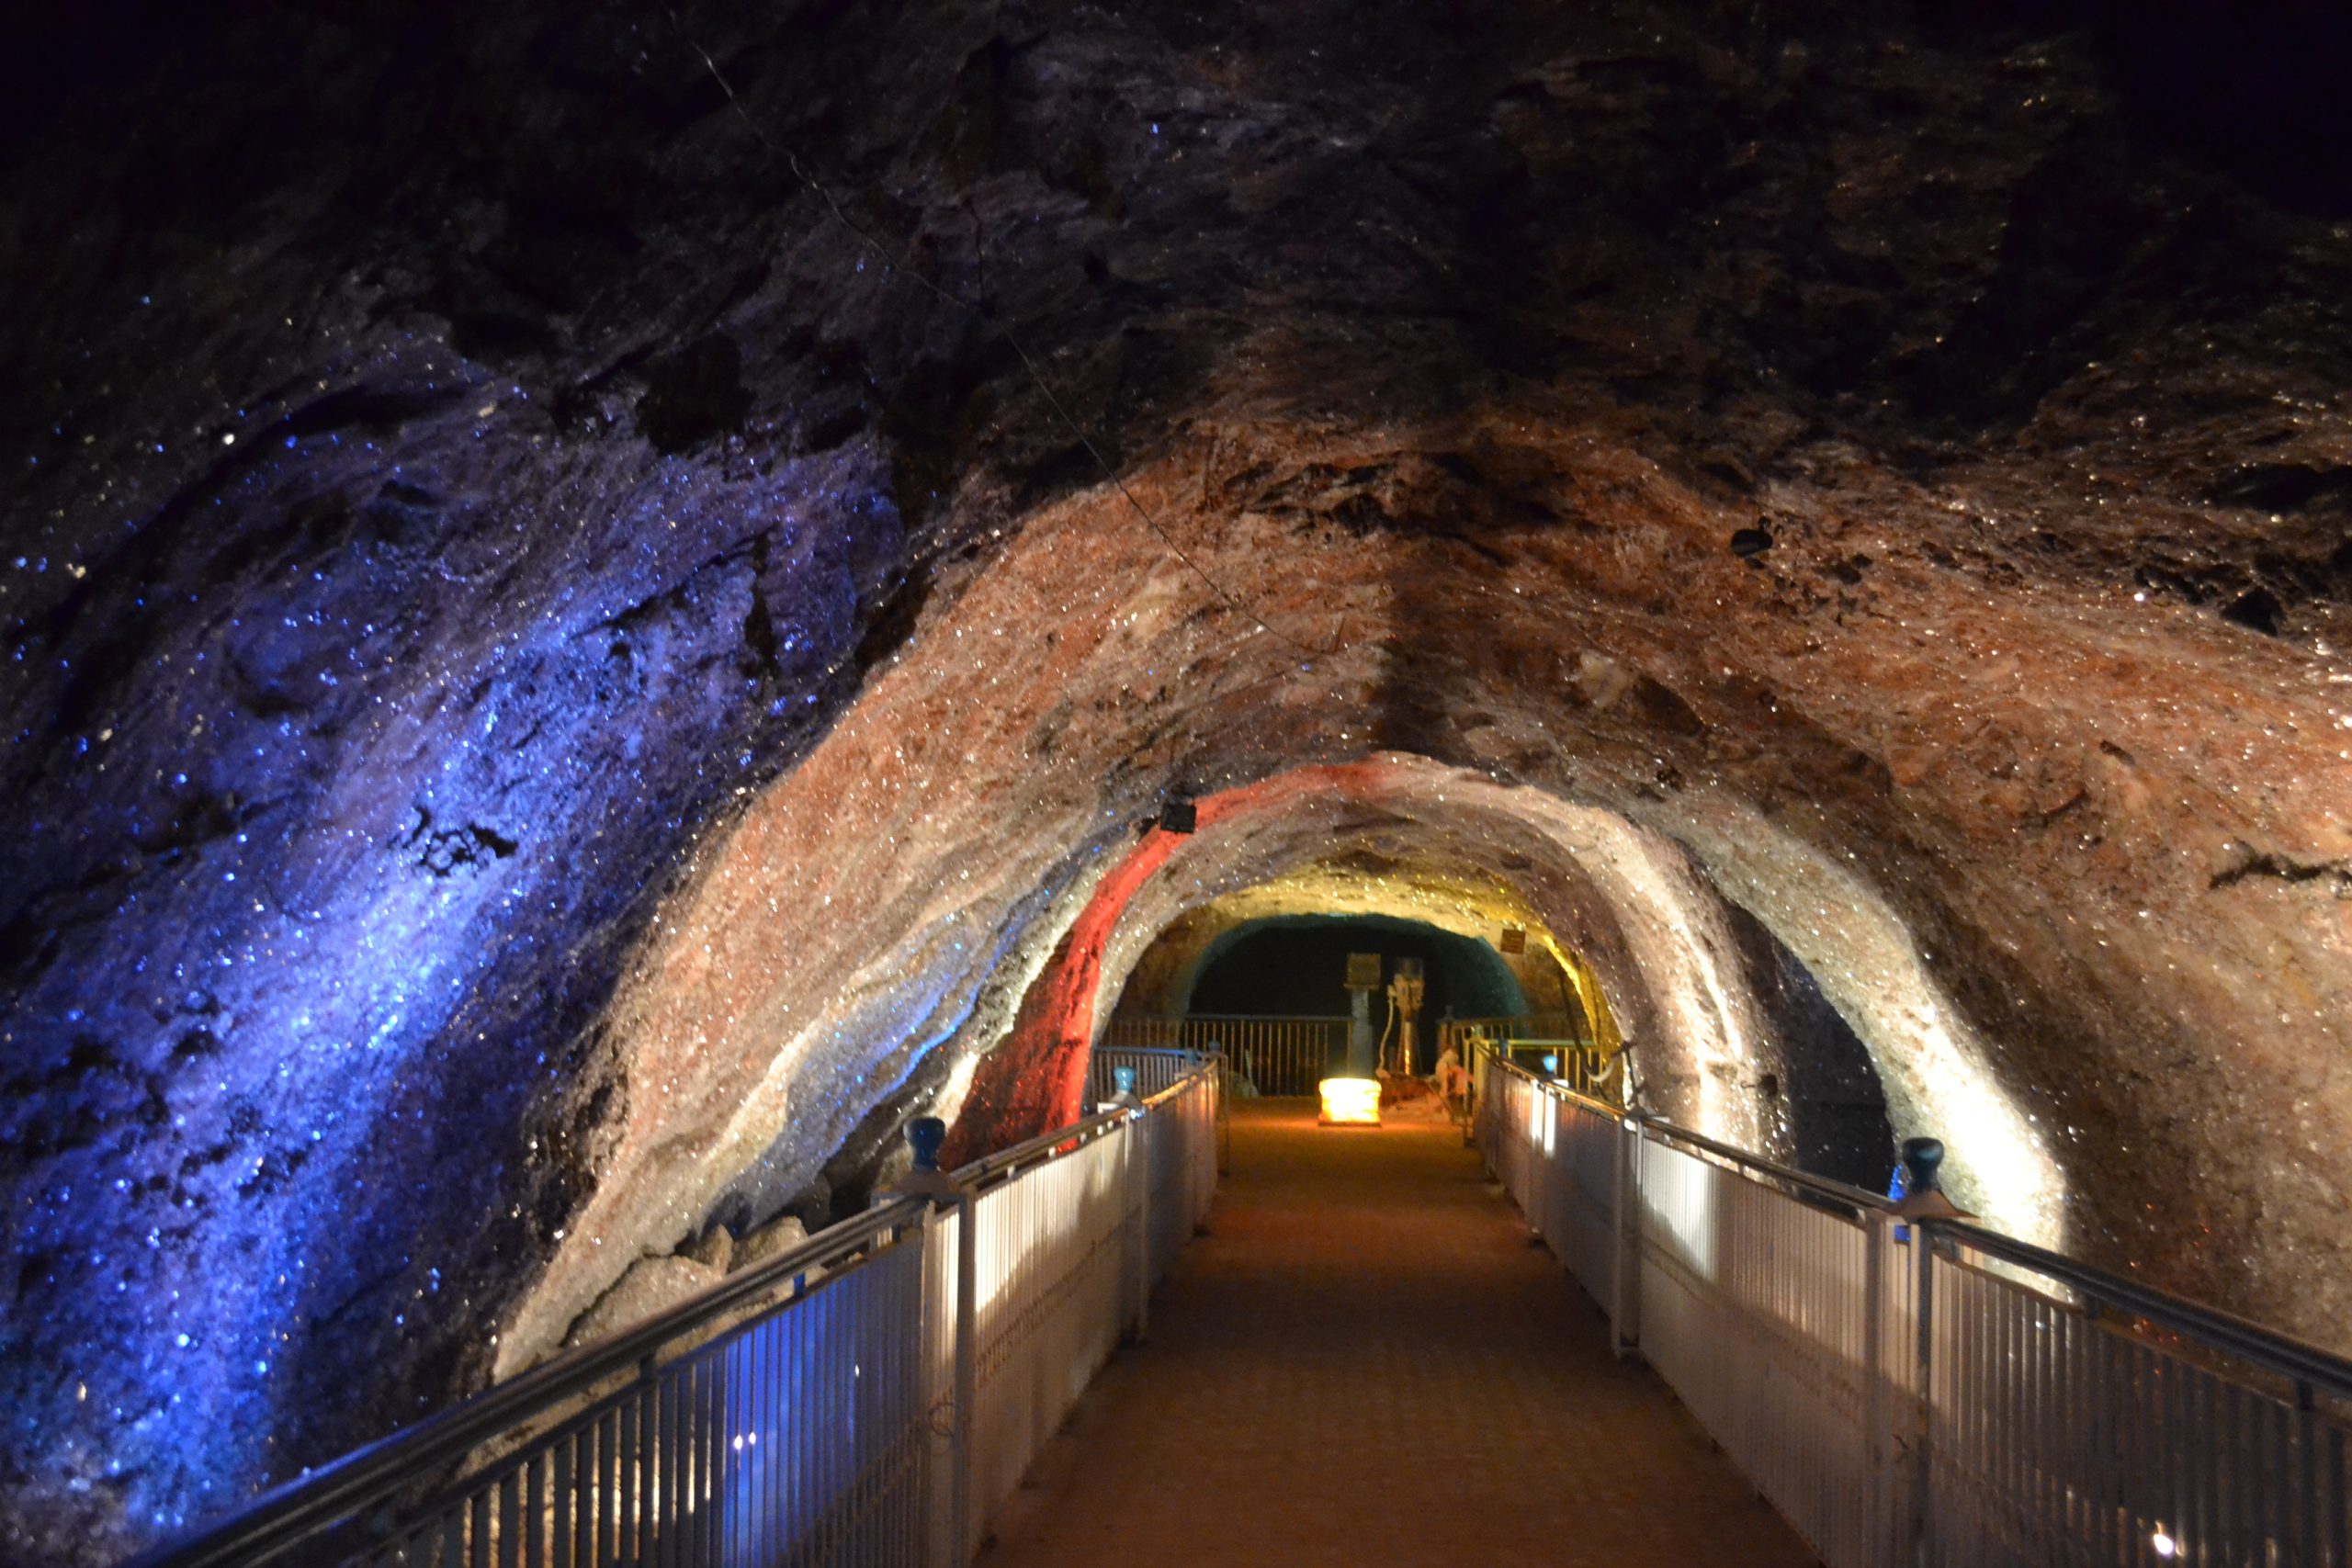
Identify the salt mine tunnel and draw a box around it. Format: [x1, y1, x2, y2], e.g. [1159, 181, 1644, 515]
[5, 0, 2352, 1561]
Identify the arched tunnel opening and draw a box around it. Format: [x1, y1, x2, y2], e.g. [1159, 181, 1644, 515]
[1170, 916, 1532, 1030]
[924, 761, 2043, 1247]
[1110, 891, 1895, 1187]
[7, 1, 2352, 1560]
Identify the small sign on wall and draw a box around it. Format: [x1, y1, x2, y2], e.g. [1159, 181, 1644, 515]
[1499, 926, 1527, 954]
[1345, 952, 1383, 990]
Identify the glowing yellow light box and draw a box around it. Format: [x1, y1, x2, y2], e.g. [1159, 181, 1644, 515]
[1318, 1077, 1381, 1126]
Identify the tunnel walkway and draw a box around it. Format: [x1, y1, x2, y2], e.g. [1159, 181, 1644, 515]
[981, 1100, 1817, 1568]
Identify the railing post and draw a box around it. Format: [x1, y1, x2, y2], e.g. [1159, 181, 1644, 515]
[1887, 1134, 1963, 1568]
[950, 1186, 978, 1568]
[1472, 1046, 1492, 1172]
[1611, 1111, 1643, 1359]
[1904, 1218, 1935, 1568]
[2297, 1373, 2350, 1568]
[910, 1200, 945, 1568]
[1128, 1111, 1151, 1344]
[1863, 1210, 1893, 1566]
[885, 1115, 972, 1568]
[1214, 1054, 1231, 1177]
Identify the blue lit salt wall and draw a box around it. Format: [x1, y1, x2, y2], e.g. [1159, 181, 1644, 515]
[0, 344, 904, 1545]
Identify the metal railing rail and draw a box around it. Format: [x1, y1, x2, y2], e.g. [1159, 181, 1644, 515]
[1939, 1220, 2352, 1404]
[1443, 1016, 1614, 1104]
[1084, 1046, 1231, 1179]
[1513, 1067, 2352, 1402]
[1102, 1014, 1348, 1096]
[124, 1199, 934, 1568]
[130, 1060, 1225, 1568]
[1082, 1044, 1206, 1105]
[1495, 1038, 1614, 1101]
[1442, 1012, 1590, 1045]
[952, 1098, 1139, 1190]
[1475, 1046, 2352, 1567]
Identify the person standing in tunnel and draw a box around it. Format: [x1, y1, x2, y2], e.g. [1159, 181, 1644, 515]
[1435, 1038, 1469, 1123]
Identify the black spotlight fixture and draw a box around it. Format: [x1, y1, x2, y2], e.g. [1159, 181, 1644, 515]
[1158, 797, 1198, 834]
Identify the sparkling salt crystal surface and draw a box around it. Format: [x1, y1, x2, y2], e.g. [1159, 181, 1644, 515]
[6, 3, 2352, 1562]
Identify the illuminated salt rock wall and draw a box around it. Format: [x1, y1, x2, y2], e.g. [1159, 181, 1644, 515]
[6, 2, 2352, 1560]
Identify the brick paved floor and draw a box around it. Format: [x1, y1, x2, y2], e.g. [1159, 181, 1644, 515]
[982, 1100, 1821, 1567]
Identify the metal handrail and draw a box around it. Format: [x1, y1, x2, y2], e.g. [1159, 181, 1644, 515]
[1103, 1020, 1333, 1096]
[1445, 1013, 1594, 1045]
[1634, 1106, 1892, 1217]
[130, 1057, 1228, 1568]
[1487, 1057, 1616, 1122]
[1138, 1055, 1221, 1108]
[951, 1103, 1134, 1189]
[1487, 1049, 1886, 1214]
[1943, 1217, 2352, 1403]
[949, 1053, 1220, 1191]
[1477, 1043, 2352, 1564]
[1149, 1011, 1351, 1022]
[1483, 1044, 2352, 1407]
[126, 1195, 932, 1568]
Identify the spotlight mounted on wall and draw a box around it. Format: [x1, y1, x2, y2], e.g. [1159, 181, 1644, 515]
[1158, 797, 1197, 834]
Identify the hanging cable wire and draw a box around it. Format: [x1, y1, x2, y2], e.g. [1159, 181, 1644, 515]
[660, 5, 1335, 657]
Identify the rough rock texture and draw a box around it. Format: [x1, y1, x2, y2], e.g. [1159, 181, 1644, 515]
[730, 1213, 809, 1275]
[6, 1, 2352, 1559]
[559, 1254, 721, 1352]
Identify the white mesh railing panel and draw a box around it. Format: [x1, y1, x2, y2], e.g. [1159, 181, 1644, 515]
[966, 1130, 1128, 1557]
[143, 1062, 1225, 1568]
[1922, 1243, 2352, 1568]
[1472, 1049, 2351, 1568]
[1634, 1134, 1884, 1566]
[1101, 1016, 1344, 1096]
[1551, 1092, 1619, 1311]
[364, 1228, 935, 1568]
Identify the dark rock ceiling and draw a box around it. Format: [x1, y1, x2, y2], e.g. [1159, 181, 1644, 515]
[4, 0, 2351, 1558]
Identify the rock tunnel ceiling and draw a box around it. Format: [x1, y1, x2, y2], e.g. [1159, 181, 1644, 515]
[6, 0, 2352, 1557]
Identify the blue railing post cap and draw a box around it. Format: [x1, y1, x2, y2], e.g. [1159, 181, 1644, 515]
[1891, 1135, 1971, 1221]
[907, 1116, 948, 1171]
